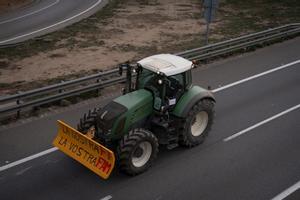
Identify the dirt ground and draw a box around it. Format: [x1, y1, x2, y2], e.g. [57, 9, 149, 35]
[0, 0, 33, 13]
[0, 0, 213, 86]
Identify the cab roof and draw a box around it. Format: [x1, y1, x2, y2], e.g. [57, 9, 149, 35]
[137, 54, 192, 76]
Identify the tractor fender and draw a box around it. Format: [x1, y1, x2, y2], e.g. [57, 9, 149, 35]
[172, 85, 215, 118]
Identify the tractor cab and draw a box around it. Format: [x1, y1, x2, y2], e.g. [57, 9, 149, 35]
[120, 54, 195, 112]
[137, 54, 194, 111]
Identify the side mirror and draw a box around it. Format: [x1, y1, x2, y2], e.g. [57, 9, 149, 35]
[192, 60, 199, 68]
[119, 61, 131, 76]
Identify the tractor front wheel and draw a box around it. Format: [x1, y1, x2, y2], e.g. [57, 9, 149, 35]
[117, 128, 159, 176]
[77, 108, 99, 139]
[179, 99, 215, 147]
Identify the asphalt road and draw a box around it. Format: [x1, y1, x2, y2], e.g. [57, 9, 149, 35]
[0, 37, 300, 200]
[0, 0, 108, 45]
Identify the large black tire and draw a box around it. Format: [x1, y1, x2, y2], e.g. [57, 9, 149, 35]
[117, 128, 159, 176]
[179, 99, 215, 147]
[77, 108, 99, 139]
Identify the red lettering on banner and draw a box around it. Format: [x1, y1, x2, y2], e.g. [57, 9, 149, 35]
[100, 148, 106, 156]
[96, 157, 112, 174]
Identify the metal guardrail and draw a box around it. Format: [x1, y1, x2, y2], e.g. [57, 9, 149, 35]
[176, 23, 300, 59]
[1, 23, 299, 119]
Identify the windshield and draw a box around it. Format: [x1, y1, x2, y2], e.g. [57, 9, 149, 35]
[138, 68, 156, 89]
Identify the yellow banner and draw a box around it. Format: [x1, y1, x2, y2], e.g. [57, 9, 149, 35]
[53, 120, 115, 179]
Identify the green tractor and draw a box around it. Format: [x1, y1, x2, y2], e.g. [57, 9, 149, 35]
[77, 54, 215, 175]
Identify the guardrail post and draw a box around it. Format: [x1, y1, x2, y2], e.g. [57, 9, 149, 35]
[16, 91, 21, 119]
[96, 79, 101, 96]
[58, 80, 64, 93]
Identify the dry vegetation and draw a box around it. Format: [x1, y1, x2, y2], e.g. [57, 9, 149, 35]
[0, 0, 32, 13]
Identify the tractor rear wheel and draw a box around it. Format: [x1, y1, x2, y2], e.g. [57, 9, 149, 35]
[117, 128, 159, 176]
[179, 99, 215, 147]
[77, 108, 99, 139]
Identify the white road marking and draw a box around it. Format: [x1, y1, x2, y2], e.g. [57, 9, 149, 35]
[271, 180, 300, 200]
[212, 60, 300, 93]
[0, 0, 60, 25]
[0, 0, 102, 45]
[100, 195, 112, 200]
[224, 104, 300, 142]
[0, 147, 57, 172]
[0, 59, 299, 172]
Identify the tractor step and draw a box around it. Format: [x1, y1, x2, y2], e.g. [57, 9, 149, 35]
[167, 127, 178, 149]
[151, 117, 169, 128]
[167, 138, 178, 150]
[167, 143, 178, 150]
[151, 116, 180, 149]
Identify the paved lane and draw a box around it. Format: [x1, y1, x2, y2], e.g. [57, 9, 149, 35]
[0, 0, 107, 45]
